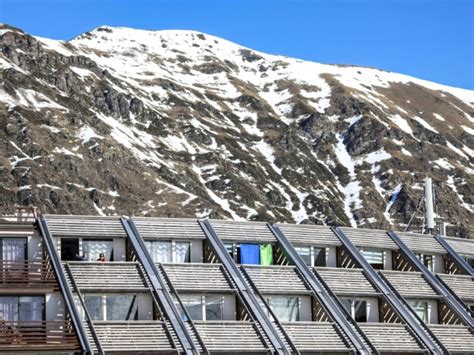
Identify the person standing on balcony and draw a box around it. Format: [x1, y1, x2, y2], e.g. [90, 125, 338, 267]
[97, 253, 106, 262]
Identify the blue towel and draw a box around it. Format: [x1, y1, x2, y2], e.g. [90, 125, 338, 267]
[240, 244, 260, 264]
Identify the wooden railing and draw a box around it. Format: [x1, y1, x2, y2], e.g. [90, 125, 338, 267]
[0, 320, 79, 350]
[0, 260, 57, 289]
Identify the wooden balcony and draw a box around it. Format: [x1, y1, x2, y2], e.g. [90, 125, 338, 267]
[0, 320, 80, 351]
[0, 260, 57, 290]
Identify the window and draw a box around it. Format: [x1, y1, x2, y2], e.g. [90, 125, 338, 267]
[145, 240, 191, 263]
[295, 247, 311, 266]
[177, 295, 223, 321]
[1, 238, 26, 261]
[224, 243, 234, 259]
[408, 300, 428, 323]
[469, 304, 474, 315]
[362, 249, 384, 269]
[467, 258, 474, 268]
[61, 239, 79, 261]
[0, 296, 44, 321]
[314, 247, 326, 267]
[84, 294, 138, 321]
[416, 253, 434, 272]
[175, 242, 191, 263]
[83, 239, 113, 261]
[268, 296, 299, 321]
[341, 298, 368, 322]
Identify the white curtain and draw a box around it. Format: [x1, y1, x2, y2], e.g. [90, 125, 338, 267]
[145, 241, 172, 263]
[176, 242, 190, 263]
[2, 238, 26, 261]
[362, 249, 383, 264]
[19, 296, 43, 321]
[0, 296, 18, 321]
[83, 240, 113, 261]
[205, 296, 222, 320]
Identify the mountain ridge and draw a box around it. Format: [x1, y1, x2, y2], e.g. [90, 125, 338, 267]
[0, 24, 473, 237]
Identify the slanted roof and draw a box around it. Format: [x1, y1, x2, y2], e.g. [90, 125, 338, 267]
[396, 232, 446, 254]
[0, 221, 38, 237]
[443, 237, 474, 258]
[340, 227, 398, 250]
[281, 322, 352, 353]
[428, 325, 474, 354]
[437, 274, 474, 302]
[276, 224, 341, 247]
[358, 323, 426, 353]
[242, 265, 310, 295]
[44, 215, 127, 238]
[193, 321, 269, 353]
[66, 262, 149, 292]
[93, 321, 177, 353]
[315, 267, 379, 297]
[133, 217, 206, 240]
[380, 270, 439, 299]
[161, 263, 234, 293]
[208, 220, 276, 243]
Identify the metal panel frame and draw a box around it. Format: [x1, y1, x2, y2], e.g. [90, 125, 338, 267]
[122, 218, 200, 355]
[37, 214, 92, 354]
[270, 224, 376, 355]
[388, 231, 474, 329]
[433, 234, 474, 277]
[333, 227, 447, 355]
[198, 219, 292, 355]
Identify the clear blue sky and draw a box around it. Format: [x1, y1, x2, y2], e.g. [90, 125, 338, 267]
[1, 0, 473, 89]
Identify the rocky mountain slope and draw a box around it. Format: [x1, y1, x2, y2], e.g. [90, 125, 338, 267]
[0, 24, 473, 237]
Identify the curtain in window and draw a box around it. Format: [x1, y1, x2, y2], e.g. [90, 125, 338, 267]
[240, 244, 259, 265]
[362, 250, 383, 264]
[83, 240, 113, 261]
[0, 296, 18, 321]
[2, 238, 26, 261]
[259, 244, 273, 265]
[19, 296, 43, 321]
[145, 241, 172, 263]
[176, 242, 190, 263]
[270, 296, 299, 321]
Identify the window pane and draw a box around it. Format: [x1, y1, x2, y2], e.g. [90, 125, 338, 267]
[314, 248, 326, 267]
[354, 300, 367, 322]
[0, 296, 18, 321]
[205, 296, 222, 320]
[423, 255, 434, 272]
[468, 258, 474, 268]
[83, 240, 113, 261]
[224, 243, 233, 259]
[176, 242, 191, 263]
[2, 238, 26, 261]
[270, 296, 299, 321]
[84, 295, 102, 321]
[19, 296, 44, 321]
[180, 295, 202, 320]
[340, 298, 352, 315]
[145, 241, 172, 263]
[408, 300, 428, 322]
[362, 249, 383, 269]
[107, 295, 137, 320]
[295, 247, 311, 266]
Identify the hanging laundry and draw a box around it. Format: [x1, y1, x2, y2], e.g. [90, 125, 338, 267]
[240, 244, 260, 264]
[260, 244, 273, 265]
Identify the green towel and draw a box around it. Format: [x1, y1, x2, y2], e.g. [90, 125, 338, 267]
[260, 244, 273, 265]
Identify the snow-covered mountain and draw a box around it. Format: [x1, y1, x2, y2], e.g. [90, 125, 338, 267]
[1, 24, 473, 237]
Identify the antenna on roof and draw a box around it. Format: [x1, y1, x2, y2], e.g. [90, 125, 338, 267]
[423, 177, 435, 234]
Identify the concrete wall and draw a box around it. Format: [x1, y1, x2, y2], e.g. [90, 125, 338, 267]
[113, 238, 126, 261]
[299, 295, 312, 321]
[365, 297, 379, 322]
[384, 250, 392, 270]
[326, 247, 337, 267]
[191, 240, 203, 263]
[222, 294, 236, 320]
[433, 254, 444, 273]
[138, 293, 153, 320]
